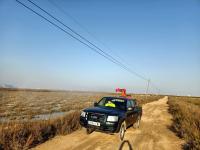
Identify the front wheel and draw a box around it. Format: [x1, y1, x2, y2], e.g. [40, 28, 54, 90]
[119, 121, 126, 141]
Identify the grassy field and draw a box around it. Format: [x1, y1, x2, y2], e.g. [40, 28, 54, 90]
[0, 88, 163, 150]
[0, 88, 162, 121]
[168, 96, 200, 150]
[0, 89, 108, 121]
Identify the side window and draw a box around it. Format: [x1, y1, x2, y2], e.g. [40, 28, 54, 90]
[127, 100, 132, 108]
[130, 100, 136, 107]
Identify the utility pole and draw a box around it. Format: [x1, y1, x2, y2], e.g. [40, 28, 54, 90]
[146, 79, 150, 95]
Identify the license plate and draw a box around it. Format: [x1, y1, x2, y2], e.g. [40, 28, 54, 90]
[88, 121, 100, 126]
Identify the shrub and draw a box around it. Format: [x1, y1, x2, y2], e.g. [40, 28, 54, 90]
[0, 111, 81, 150]
[168, 96, 200, 149]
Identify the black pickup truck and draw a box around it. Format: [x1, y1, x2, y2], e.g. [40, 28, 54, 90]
[80, 96, 142, 140]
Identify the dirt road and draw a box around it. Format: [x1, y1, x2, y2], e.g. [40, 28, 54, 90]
[34, 96, 184, 150]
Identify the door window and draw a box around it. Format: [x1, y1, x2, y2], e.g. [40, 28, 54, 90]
[127, 100, 132, 108]
[130, 100, 136, 107]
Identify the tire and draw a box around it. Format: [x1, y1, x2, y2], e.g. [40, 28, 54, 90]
[86, 128, 93, 134]
[119, 121, 126, 141]
[133, 115, 141, 128]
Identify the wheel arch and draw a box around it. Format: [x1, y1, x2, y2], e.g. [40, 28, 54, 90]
[116, 117, 126, 133]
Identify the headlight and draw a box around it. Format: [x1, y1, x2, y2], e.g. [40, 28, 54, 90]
[107, 116, 118, 122]
[81, 111, 86, 117]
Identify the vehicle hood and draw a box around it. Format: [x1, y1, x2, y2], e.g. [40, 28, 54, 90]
[84, 106, 124, 116]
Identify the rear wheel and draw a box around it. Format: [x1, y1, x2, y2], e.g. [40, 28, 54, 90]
[119, 121, 126, 141]
[133, 115, 141, 128]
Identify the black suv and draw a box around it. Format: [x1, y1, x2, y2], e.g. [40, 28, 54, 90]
[80, 96, 142, 140]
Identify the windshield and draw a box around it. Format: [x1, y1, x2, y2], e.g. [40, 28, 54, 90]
[97, 97, 126, 110]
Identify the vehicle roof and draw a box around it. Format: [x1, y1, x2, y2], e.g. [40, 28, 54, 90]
[103, 96, 136, 101]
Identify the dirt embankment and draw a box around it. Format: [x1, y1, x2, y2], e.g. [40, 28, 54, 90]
[34, 96, 184, 150]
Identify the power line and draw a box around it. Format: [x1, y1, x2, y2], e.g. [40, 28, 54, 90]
[15, 0, 128, 69]
[47, 0, 149, 81]
[16, 0, 162, 93]
[19, 0, 149, 81]
[28, 0, 148, 81]
[47, 0, 103, 46]
[48, 0, 156, 94]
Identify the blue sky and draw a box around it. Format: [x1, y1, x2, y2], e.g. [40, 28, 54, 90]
[0, 0, 200, 96]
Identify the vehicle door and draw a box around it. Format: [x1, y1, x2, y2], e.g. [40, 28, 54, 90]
[126, 100, 135, 126]
[130, 100, 138, 123]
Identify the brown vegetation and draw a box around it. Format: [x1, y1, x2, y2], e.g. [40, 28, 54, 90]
[0, 89, 107, 120]
[0, 88, 163, 150]
[0, 88, 162, 120]
[168, 96, 200, 150]
[0, 111, 80, 150]
[133, 94, 163, 106]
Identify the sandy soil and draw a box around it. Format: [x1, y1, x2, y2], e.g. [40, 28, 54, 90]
[33, 96, 184, 150]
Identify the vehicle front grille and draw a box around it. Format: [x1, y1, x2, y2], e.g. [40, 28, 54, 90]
[87, 112, 106, 123]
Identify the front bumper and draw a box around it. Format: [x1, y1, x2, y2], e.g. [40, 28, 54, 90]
[80, 116, 121, 133]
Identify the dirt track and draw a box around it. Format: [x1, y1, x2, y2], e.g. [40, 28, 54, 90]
[34, 96, 184, 150]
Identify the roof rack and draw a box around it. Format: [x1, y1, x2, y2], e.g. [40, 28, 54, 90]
[116, 88, 131, 98]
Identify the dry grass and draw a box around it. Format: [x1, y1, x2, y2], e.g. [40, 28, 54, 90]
[132, 94, 163, 105]
[0, 88, 163, 150]
[0, 111, 81, 150]
[0, 89, 162, 120]
[0, 89, 108, 120]
[168, 96, 200, 150]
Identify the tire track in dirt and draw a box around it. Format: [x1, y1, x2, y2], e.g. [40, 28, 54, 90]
[34, 96, 184, 150]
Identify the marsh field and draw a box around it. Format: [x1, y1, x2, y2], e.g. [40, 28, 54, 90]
[0, 88, 162, 149]
[0, 88, 199, 150]
[0, 89, 112, 121]
[0, 88, 163, 121]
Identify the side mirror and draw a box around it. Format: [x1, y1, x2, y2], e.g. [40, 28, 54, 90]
[127, 107, 133, 111]
[94, 102, 98, 107]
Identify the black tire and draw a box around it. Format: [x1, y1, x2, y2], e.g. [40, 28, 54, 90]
[119, 121, 126, 141]
[133, 115, 141, 128]
[86, 128, 93, 134]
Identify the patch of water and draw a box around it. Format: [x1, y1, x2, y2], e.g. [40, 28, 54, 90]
[33, 111, 73, 120]
[0, 110, 75, 123]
